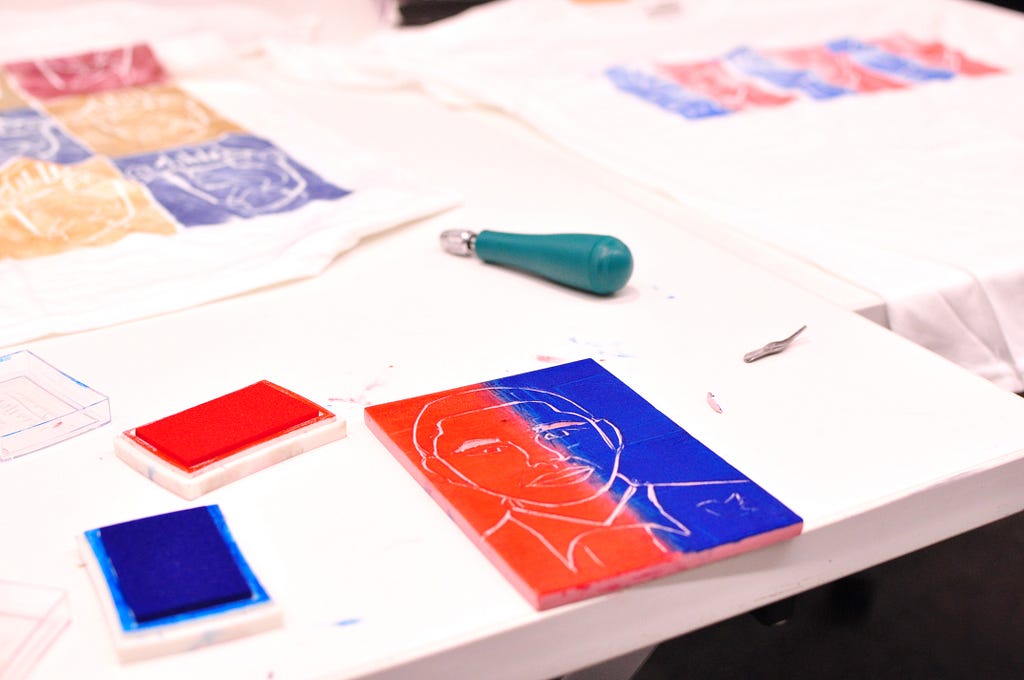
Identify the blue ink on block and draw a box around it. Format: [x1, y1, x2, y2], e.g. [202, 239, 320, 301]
[726, 47, 850, 100]
[826, 38, 955, 82]
[84, 505, 271, 632]
[113, 133, 350, 227]
[606, 65, 731, 120]
[0, 108, 93, 165]
[488, 359, 801, 553]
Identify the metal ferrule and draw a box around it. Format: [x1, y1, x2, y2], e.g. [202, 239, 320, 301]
[440, 229, 477, 257]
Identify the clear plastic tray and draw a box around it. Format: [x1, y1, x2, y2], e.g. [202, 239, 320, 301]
[0, 581, 70, 680]
[0, 350, 111, 462]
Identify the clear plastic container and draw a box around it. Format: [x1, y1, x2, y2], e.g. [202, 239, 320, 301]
[0, 350, 111, 461]
[0, 581, 70, 680]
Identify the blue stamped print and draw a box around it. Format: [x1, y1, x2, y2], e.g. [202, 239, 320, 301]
[826, 38, 955, 82]
[605, 65, 731, 120]
[607, 36, 1000, 124]
[725, 47, 850, 100]
[114, 133, 350, 227]
[0, 108, 93, 166]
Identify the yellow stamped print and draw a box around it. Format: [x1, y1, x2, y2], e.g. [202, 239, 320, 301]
[0, 156, 178, 259]
[0, 71, 29, 111]
[41, 83, 244, 157]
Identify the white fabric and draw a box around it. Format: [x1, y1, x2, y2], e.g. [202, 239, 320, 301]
[0, 9, 457, 346]
[0, 1, 395, 57]
[266, 0, 1024, 391]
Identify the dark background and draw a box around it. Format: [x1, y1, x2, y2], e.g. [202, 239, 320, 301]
[399, 0, 1024, 25]
[985, 0, 1024, 10]
[636, 510, 1024, 679]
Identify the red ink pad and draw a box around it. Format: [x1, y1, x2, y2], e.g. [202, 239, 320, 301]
[115, 380, 345, 499]
[132, 381, 325, 472]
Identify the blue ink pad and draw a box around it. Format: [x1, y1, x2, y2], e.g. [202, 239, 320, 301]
[96, 507, 253, 623]
[80, 505, 282, 662]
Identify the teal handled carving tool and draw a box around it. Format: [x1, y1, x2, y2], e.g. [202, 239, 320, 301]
[440, 230, 633, 295]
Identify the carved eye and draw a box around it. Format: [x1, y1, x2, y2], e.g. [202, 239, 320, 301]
[454, 439, 509, 457]
[468, 443, 508, 457]
[539, 425, 585, 441]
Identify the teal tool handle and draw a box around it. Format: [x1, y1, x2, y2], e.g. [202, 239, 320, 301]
[473, 231, 633, 295]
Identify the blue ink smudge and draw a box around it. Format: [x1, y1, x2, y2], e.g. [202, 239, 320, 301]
[334, 617, 362, 627]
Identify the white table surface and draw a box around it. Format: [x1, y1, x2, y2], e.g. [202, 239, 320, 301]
[260, 0, 1024, 392]
[3, 64, 1024, 680]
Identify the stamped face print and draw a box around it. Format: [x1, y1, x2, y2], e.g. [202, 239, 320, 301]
[0, 72, 29, 111]
[42, 84, 242, 157]
[4, 44, 168, 100]
[0, 108, 93, 166]
[114, 134, 349, 226]
[0, 157, 176, 258]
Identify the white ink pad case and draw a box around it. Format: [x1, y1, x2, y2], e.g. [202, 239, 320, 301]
[114, 380, 345, 499]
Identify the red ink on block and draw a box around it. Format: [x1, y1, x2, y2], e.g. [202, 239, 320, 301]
[130, 381, 327, 472]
